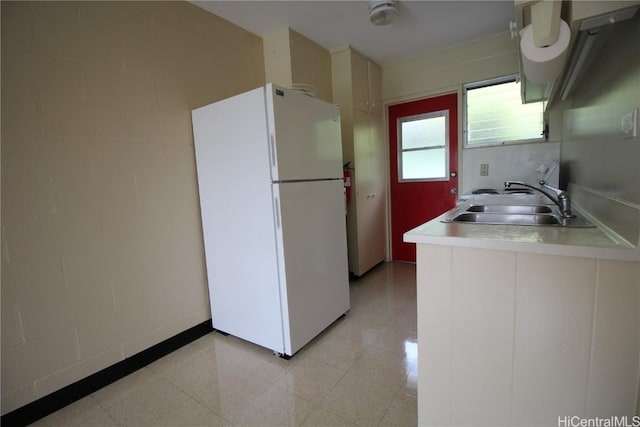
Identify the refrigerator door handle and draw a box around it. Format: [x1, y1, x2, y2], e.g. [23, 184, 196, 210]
[274, 196, 281, 229]
[270, 134, 277, 169]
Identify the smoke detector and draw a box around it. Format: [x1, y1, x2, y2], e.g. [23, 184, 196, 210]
[369, 1, 398, 26]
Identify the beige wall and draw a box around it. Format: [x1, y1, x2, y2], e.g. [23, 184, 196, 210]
[555, 14, 640, 246]
[1, 1, 265, 414]
[289, 30, 333, 103]
[382, 32, 518, 103]
[263, 28, 333, 103]
[263, 28, 293, 88]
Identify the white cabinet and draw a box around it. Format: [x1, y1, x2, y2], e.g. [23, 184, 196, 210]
[351, 52, 382, 115]
[353, 110, 385, 274]
[331, 47, 386, 276]
[415, 244, 640, 426]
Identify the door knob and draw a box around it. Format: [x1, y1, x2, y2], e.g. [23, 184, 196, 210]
[450, 187, 458, 194]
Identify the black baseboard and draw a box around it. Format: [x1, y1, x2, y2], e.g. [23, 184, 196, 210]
[1, 320, 214, 427]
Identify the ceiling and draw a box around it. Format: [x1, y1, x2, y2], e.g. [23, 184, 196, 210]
[191, 1, 516, 65]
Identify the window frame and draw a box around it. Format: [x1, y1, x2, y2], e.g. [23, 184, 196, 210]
[397, 109, 450, 183]
[463, 75, 546, 148]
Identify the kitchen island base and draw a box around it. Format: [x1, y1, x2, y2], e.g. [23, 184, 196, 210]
[416, 244, 639, 426]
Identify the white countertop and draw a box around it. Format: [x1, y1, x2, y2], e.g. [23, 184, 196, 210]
[403, 194, 639, 262]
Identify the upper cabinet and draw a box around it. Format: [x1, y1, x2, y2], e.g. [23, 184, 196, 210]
[351, 51, 382, 115]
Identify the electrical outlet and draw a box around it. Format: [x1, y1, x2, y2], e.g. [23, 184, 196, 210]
[480, 164, 489, 176]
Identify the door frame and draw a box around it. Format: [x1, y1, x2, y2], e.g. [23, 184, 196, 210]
[382, 90, 463, 261]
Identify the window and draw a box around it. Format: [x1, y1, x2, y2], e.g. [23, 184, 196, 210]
[464, 76, 545, 147]
[398, 110, 449, 181]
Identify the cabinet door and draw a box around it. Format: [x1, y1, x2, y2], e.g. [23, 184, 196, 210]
[351, 52, 370, 113]
[367, 61, 382, 115]
[353, 110, 386, 275]
[368, 113, 386, 264]
[354, 110, 372, 194]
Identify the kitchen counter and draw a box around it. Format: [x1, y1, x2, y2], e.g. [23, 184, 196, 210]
[406, 193, 640, 426]
[404, 193, 639, 262]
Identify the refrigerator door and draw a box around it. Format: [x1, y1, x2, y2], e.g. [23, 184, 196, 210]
[266, 84, 343, 182]
[272, 179, 350, 355]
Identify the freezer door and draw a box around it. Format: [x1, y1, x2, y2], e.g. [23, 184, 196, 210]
[272, 179, 350, 355]
[266, 85, 343, 181]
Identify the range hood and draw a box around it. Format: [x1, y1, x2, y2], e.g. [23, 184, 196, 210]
[513, 0, 640, 106]
[557, 4, 639, 101]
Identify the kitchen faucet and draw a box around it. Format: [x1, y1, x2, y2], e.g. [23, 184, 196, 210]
[504, 180, 574, 218]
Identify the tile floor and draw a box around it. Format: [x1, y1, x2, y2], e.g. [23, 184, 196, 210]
[32, 261, 418, 426]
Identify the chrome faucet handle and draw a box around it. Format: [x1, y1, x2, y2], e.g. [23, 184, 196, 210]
[538, 180, 565, 196]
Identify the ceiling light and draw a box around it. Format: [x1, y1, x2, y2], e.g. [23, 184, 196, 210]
[369, 1, 398, 26]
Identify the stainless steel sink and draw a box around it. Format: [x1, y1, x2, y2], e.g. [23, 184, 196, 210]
[466, 205, 553, 214]
[442, 204, 596, 227]
[451, 212, 560, 225]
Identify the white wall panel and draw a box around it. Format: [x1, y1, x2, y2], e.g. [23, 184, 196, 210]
[451, 247, 515, 426]
[512, 253, 596, 426]
[416, 244, 453, 426]
[586, 260, 640, 417]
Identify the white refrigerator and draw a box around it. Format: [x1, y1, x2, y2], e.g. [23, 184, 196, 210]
[191, 84, 350, 357]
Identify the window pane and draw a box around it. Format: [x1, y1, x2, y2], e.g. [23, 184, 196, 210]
[402, 148, 445, 180]
[401, 116, 446, 149]
[466, 79, 543, 146]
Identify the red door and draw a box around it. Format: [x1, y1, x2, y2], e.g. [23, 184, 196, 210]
[389, 93, 458, 262]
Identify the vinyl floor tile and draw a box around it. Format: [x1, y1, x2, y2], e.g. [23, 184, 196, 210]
[274, 355, 347, 403]
[229, 384, 315, 427]
[320, 372, 398, 426]
[380, 392, 418, 427]
[104, 378, 192, 426]
[302, 334, 368, 371]
[29, 396, 115, 427]
[299, 407, 356, 426]
[154, 397, 229, 427]
[349, 346, 416, 388]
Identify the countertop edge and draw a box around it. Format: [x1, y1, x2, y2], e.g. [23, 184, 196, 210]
[403, 197, 639, 262]
[404, 230, 640, 262]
